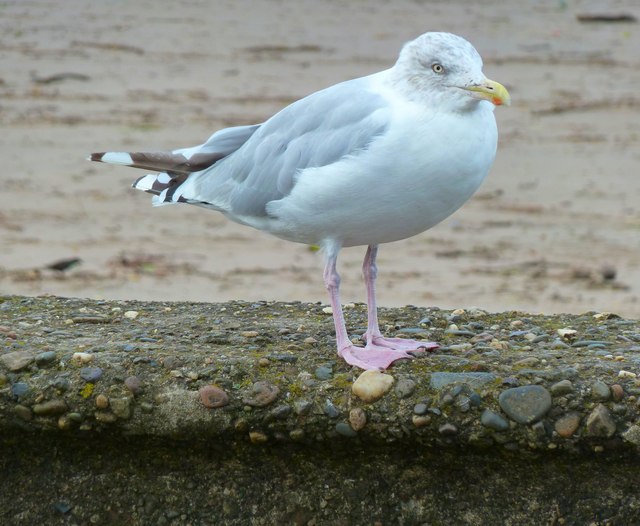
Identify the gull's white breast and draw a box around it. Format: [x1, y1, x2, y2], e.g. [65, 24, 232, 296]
[265, 99, 498, 247]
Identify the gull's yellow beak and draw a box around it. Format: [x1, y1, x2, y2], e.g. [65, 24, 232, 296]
[464, 78, 511, 107]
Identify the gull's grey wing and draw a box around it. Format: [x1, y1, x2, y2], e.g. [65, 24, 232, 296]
[178, 77, 391, 217]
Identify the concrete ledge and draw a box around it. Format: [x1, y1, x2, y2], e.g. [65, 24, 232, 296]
[1, 295, 640, 524]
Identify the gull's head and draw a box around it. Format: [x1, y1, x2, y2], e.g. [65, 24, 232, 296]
[394, 32, 510, 110]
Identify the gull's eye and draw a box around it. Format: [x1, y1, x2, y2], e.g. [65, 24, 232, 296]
[431, 63, 444, 74]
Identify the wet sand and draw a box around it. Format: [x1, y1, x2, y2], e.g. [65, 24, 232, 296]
[1, 0, 639, 317]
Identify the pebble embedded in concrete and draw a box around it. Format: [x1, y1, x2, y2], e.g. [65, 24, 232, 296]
[480, 409, 509, 431]
[498, 385, 552, 425]
[243, 381, 279, 407]
[95, 394, 109, 409]
[35, 351, 57, 366]
[199, 385, 229, 408]
[394, 378, 416, 398]
[80, 367, 103, 382]
[352, 370, 394, 403]
[586, 404, 616, 438]
[0, 351, 34, 371]
[335, 422, 357, 437]
[324, 399, 340, 418]
[33, 399, 68, 416]
[124, 376, 142, 396]
[550, 380, 573, 396]
[11, 382, 29, 400]
[249, 431, 268, 444]
[72, 352, 93, 365]
[554, 413, 581, 438]
[348, 408, 367, 431]
[591, 380, 611, 401]
[110, 397, 132, 419]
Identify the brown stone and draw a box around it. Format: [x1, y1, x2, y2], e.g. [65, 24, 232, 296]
[348, 408, 367, 431]
[243, 381, 279, 407]
[610, 384, 625, 402]
[33, 399, 68, 416]
[199, 385, 229, 408]
[554, 413, 581, 438]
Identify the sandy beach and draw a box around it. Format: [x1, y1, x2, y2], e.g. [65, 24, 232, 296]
[1, 0, 638, 317]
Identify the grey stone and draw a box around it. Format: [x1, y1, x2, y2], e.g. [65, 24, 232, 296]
[622, 425, 640, 446]
[324, 399, 340, 419]
[35, 351, 57, 366]
[0, 351, 34, 372]
[294, 399, 313, 416]
[531, 421, 547, 438]
[469, 392, 482, 407]
[430, 372, 496, 390]
[270, 405, 292, 419]
[591, 380, 611, 401]
[80, 367, 103, 382]
[314, 366, 333, 380]
[455, 396, 471, 412]
[51, 376, 71, 392]
[11, 382, 29, 400]
[394, 378, 416, 398]
[124, 376, 143, 396]
[550, 379, 573, 396]
[586, 404, 616, 438]
[481, 409, 509, 431]
[413, 403, 428, 415]
[498, 385, 552, 424]
[335, 422, 357, 437]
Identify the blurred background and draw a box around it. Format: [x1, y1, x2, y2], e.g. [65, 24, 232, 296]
[0, 0, 638, 317]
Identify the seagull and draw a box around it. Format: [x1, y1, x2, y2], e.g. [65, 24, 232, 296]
[91, 32, 510, 370]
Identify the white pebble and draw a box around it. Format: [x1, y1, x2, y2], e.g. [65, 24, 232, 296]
[72, 352, 93, 365]
[352, 370, 394, 403]
[321, 306, 333, 314]
[124, 310, 139, 319]
[593, 312, 617, 320]
[618, 370, 637, 379]
[557, 328, 577, 339]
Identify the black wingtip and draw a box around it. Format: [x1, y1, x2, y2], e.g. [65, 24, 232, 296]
[89, 152, 104, 162]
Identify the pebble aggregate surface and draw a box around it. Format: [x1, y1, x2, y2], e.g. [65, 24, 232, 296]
[1, 295, 640, 455]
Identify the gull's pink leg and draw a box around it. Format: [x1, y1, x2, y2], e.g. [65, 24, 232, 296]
[362, 245, 438, 353]
[323, 245, 436, 371]
[323, 251, 353, 355]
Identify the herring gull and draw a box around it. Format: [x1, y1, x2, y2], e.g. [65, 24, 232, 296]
[91, 32, 510, 370]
